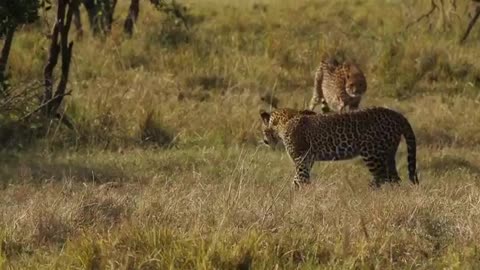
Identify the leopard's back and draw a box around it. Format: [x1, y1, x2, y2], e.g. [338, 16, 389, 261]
[284, 107, 411, 160]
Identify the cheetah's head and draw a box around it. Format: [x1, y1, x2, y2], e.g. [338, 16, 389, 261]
[344, 62, 367, 98]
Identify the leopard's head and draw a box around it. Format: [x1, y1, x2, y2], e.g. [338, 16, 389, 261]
[260, 108, 316, 147]
[344, 62, 367, 98]
[260, 110, 281, 147]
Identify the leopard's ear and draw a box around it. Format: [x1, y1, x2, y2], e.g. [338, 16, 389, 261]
[260, 110, 271, 125]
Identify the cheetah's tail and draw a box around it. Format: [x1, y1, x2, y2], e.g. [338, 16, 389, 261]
[402, 118, 419, 185]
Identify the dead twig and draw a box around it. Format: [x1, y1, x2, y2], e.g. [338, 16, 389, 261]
[0, 81, 43, 112]
[20, 92, 72, 122]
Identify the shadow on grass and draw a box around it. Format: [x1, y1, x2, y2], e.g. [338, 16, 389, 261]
[0, 155, 129, 186]
[416, 130, 457, 148]
[428, 155, 480, 175]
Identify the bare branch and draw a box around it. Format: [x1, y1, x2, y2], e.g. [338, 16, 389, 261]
[406, 0, 438, 29]
[460, 3, 480, 44]
[20, 92, 72, 121]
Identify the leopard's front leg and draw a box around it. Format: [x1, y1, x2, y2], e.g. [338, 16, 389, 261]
[292, 155, 314, 188]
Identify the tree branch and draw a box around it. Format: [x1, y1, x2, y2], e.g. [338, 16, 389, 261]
[460, 3, 480, 43]
[406, 0, 438, 29]
[21, 92, 72, 121]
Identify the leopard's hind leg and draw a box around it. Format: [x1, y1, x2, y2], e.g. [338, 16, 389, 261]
[386, 155, 401, 184]
[385, 138, 402, 184]
[361, 152, 389, 188]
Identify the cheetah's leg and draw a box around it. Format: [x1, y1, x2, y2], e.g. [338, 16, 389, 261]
[340, 100, 360, 112]
[320, 99, 331, 113]
[293, 155, 314, 188]
[309, 92, 321, 111]
[310, 67, 331, 113]
[362, 155, 388, 188]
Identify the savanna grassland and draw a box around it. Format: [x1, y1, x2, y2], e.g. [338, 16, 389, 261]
[1, 0, 480, 269]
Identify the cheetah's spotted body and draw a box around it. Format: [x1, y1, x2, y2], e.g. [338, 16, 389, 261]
[309, 58, 367, 113]
[260, 107, 418, 187]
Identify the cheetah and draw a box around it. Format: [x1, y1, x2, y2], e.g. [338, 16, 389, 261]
[309, 58, 367, 113]
[260, 107, 418, 188]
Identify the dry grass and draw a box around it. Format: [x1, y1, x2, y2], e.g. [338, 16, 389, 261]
[1, 0, 480, 268]
[1, 147, 480, 269]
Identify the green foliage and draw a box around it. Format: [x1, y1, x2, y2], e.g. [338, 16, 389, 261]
[150, 0, 191, 29]
[0, 0, 40, 35]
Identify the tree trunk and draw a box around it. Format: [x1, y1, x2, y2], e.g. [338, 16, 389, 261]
[106, 0, 117, 33]
[124, 0, 140, 36]
[43, 2, 64, 114]
[83, 0, 101, 35]
[50, 0, 76, 115]
[42, 0, 77, 130]
[0, 26, 15, 93]
[83, 0, 117, 36]
[73, 5, 83, 38]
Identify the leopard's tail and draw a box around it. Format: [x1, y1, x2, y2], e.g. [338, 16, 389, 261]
[402, 117, 419, 185]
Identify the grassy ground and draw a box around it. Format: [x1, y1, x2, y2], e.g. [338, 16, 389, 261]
[1, 0, 480, 268]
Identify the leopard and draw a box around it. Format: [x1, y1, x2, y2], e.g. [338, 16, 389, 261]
[259, 107, 418, 188]
[309, 57, 367, 113]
